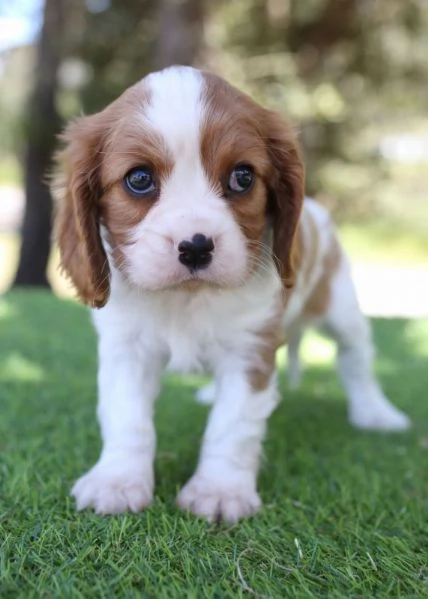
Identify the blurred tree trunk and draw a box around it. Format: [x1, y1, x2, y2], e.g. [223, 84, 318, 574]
[288, 0, 358, 75]
[153, 0, 205, 69]
[14, 0, 64, 288]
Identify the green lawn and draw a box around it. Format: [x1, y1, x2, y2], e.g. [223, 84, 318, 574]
[1, 291, 428, 598]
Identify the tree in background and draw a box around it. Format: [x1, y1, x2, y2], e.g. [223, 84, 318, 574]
[13, 0, 65, 287]
[205, 0, 428, 221]
[154, 0, 205, 69]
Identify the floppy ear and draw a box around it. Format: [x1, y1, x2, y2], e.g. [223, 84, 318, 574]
[52, 114, 110, 308]
[264, 113, 305, 288]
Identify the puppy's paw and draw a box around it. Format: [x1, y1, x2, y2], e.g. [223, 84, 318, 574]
[177, 474, 261, 523]
[350, 396, 411, 432]
[195, 381, 216, 405]
[71, 459, 153, 514]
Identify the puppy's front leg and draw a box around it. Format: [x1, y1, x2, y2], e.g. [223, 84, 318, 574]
[71, 338, 162, 514]
[178, 368, 279, 523]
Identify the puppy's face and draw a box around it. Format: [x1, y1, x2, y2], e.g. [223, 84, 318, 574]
[54, 67, 304, 306]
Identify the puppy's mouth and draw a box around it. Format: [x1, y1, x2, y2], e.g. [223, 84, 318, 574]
[176, 266, 221, 289]
[175, 278, 220, 291]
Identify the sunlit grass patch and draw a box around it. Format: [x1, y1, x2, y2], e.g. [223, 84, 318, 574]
[0, 296, 17, 319]
[277, 333, 336, 376]
[0, 352, 45, 382]
[402, 319, 428, 357]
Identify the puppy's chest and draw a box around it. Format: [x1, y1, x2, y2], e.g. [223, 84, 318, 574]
[165, 328, 219, 373]
[155, 287, 280, 374]
[162, 303, 239, 373]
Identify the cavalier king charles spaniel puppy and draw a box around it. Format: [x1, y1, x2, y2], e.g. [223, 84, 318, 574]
[53, 66, 410, 523]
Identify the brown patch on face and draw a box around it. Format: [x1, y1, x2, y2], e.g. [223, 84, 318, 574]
[201, 74, 271, 267]
[303, 234, 342, 317]
[248, 297, 285, 392]
[201, 72, 305, 285]
[99, 127, 173, 270]
[53, 80, 172, 303]
[99, 186, 156, 273]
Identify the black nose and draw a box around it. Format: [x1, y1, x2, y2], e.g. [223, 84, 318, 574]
[178, 233, 214, 270]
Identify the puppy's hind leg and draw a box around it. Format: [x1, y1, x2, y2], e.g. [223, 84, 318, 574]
[319, 255, 411, 431]
[287, 326, 304, 390]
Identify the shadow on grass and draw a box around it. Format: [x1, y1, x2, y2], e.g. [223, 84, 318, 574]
[1, 290, 427, 501]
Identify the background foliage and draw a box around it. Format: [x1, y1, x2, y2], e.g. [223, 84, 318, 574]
[0, 0, 427, 285]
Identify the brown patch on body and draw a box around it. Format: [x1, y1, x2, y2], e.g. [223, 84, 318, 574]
[248, 298, 285, 392]
[281, 211, 319, 314]
[303, 233, 342, 317]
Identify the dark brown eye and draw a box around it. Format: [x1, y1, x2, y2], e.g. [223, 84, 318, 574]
[124, 166, 155, 197]
[228, 165, 254, 194]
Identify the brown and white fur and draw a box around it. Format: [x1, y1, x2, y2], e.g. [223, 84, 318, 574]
[53, 66, 410, 523]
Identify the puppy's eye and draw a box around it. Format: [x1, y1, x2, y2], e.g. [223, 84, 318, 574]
[124, 166, 155, 197]
[228, 165, 254, 194]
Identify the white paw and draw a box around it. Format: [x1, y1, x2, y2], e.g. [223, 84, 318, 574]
[177, 474, 261, 523]
[195, 381, 216, 405]
[350, 396, 411, 432]
[71, 458, 153, 514]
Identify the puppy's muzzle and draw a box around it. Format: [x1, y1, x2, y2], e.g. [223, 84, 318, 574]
[178, 233, 214, 271]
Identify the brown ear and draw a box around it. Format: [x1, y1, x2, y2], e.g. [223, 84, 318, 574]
[264, 113, 305, 288]
[52, 115, 110, 307]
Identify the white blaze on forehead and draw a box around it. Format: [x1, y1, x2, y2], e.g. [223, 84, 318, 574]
[142, 66, 218, 215]
[144, 66, 205, 159]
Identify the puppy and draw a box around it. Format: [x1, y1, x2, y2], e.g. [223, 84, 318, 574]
[53, 66, 410, 523]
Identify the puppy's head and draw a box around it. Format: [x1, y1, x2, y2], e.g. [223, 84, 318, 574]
[53, 66, 304, 307]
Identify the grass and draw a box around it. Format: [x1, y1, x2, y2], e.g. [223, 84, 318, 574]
[1, 291, 428, 597]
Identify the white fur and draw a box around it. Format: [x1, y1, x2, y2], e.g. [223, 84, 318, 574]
[145, 67, 204, 158]
[178, 372, 278, 522]
[73, 251, 283, 520]
[71, 68, 411, 523]
[321, 254, 410, 430]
